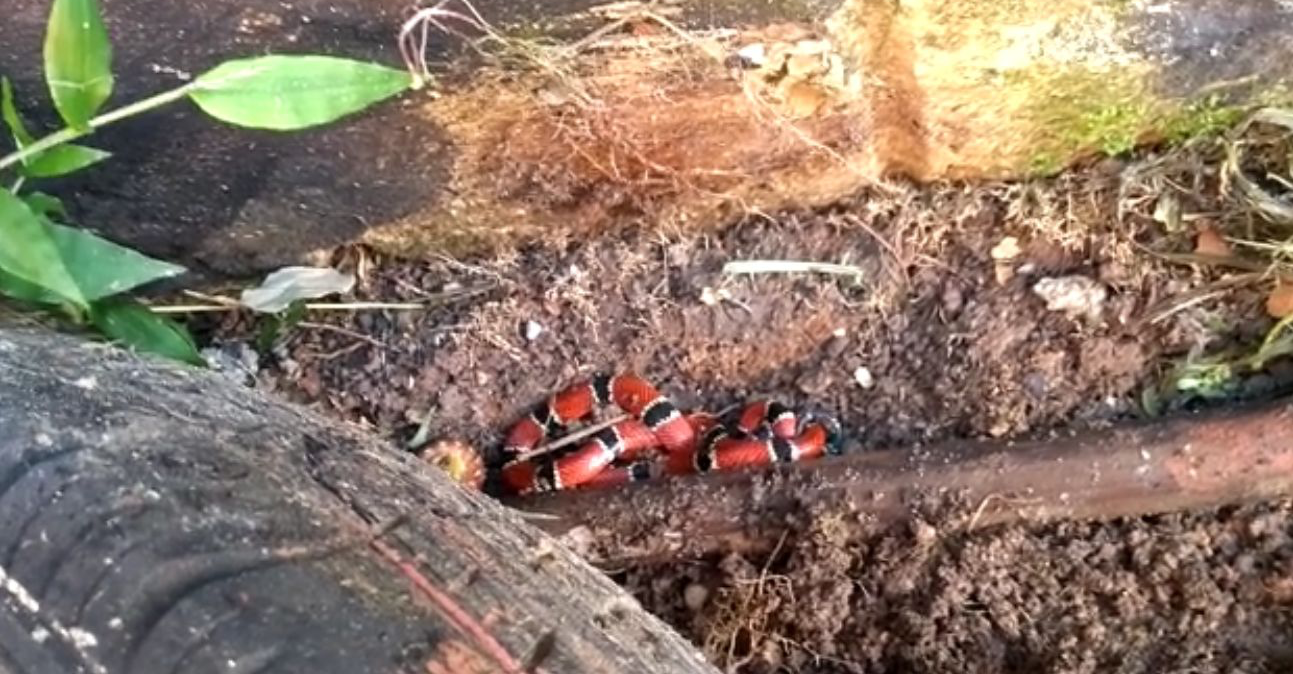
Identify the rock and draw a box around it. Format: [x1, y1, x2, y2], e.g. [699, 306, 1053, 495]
[683, 583, 710, 611]
[853, 365, 875, 389]
[1032, 275, 1108, 321]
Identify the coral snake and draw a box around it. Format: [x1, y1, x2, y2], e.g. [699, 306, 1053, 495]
[494, 372, 843, 495]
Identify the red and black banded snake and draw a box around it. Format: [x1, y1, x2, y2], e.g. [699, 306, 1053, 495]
[492, 372, 844, 495]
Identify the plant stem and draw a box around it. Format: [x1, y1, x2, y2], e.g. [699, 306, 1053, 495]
[150, 300, 429, 314]
[722, 259, 867, 278]
[0, 82, 199, 172]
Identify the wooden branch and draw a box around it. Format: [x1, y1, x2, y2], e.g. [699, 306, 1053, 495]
[514, 397, 1293, 566]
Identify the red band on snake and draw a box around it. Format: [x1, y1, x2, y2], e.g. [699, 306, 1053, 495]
[665, 403, 838, 476]
[499, 373, 696, 494]
[496, 375, 841, 495]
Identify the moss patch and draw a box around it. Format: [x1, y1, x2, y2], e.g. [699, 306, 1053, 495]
[1017, 66, 1287, 176]
[1016, 66, 1155, 175]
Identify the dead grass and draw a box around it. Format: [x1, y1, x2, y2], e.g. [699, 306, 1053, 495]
[1109, 108, 1293, 412]
[374, 1, 883, 259]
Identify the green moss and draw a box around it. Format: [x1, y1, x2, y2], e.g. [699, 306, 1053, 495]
[1014, 66, 1281, 176]
[1158, 97, 1247, 143]
[1070, 100, 1152, 155]
[1013, 66, 1153, 174]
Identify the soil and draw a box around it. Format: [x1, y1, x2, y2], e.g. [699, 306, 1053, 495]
[626, 498, 1293, 673]
[196, 131, 1293, 671]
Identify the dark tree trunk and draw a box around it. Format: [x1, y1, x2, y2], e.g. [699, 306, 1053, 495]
[0, 326, 717, 674]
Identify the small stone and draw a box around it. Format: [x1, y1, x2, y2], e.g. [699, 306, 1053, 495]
[797, 369, 834, 395]
[911, 519, 937, 546]
[523, 320, 544, 342]
[988, 420, 1012, 437]
[990, 236, 1022, 261]
[941, 283, 964, 317]
[1032, 275, 1108, 321]
[991, 236, 1023, 284]
[853, 366, 874, 389]
[700, 287, 722, 306]
[736, 43, 767, 67]
[684, 583, 709, 611]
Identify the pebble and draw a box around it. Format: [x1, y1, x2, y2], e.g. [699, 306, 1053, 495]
[1032, 275, 1108, 320]
[201, 342, 260, 387]
[523, 320, 544, 342]
[684, 583, 709, 611]
[941, 282, 964, 317]
[991, 236, 1022, 284]
[853, 366, 874, 389]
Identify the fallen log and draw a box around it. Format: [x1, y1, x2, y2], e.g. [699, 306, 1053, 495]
[515, 396, 1293, 566]
[0, 326, 718, 674]
[2, 0, 1291, 274]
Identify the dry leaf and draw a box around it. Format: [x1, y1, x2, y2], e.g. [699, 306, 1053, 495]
[420, 439, 485, 490]
[1194, 225, 1232, 257]
[1265, 279, 1293, 318]
[239, 266, 355, 313]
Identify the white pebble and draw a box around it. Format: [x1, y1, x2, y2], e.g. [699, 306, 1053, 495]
[700, 286, 731, 306]
[684, 583, 709, 611]
[736, 43, 767, 67]
[1032, 275, 1107, 320]
[523, 320, 544, 342]
[853, 366, 874, 389]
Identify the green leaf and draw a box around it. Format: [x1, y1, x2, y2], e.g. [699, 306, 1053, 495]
[2, 77, 110, 177]
[254, 299, 307, 352]
[40, 217, 185, 301]
[23, 143, 110, 178]
[0, 267, 66, 306]
[89, 297, 204, 365]
[43, 0, 114, 130]
[23, 192, 67, 219]
[189, 55, 411, 130]
[0, 192, 183, 308]
[0, 189, 86, 308]
[1, 78, 35, 146]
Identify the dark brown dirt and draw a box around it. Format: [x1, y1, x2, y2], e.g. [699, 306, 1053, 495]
[626, 497, 1293, 673]
[198, 133, 1293, 672]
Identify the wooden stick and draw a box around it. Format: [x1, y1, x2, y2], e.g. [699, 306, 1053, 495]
[513, 414, 631, 463]
[512, 397, 1293, 566]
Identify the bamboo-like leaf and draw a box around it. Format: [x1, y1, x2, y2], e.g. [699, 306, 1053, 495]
[0, 194, 183, 307]
[43, 0, 114, 129]
[0, 189, 86, 308]
[40, 217, 186, 301]
[1, 78, 35, 146]
[23, 192, 67, 219]
[23, 143, 111, 178]
[2, 77, 109, 177]
[89, 297, 204, 365]
[189, 55, 410, 130]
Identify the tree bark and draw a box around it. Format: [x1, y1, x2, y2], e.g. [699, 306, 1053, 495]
[2, 0, 1290, 275]
[515, 396, 1293, 567]
[0, 326, 717, 674]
